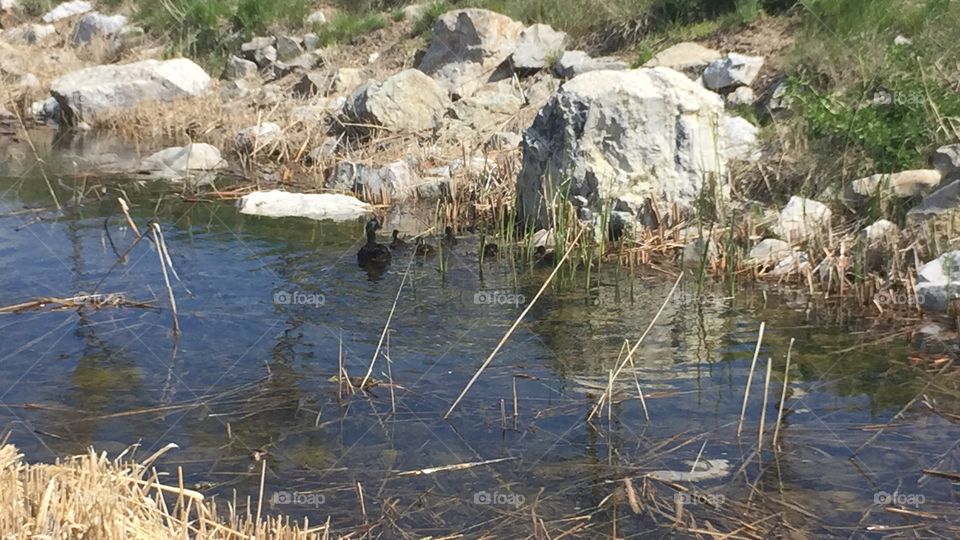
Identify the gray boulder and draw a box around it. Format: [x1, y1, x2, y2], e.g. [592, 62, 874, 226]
[511, 23, 568, 71]
[917, 251, 960, 312]
[906, 179, 960, 228]
[140, 143, 225, 180]
[516, 67, 726, 227]
[330, 160, 421, 201]
[418, 8, 524, 98]
[50, 58, 211, 123]
[702, 53, 764, 90]
[342, 69, 450, 133]
[224, 55, 258, 80]
[241, 36, 277, 68]
[71, 12, 127, 45]
[776, 196, 831, 243]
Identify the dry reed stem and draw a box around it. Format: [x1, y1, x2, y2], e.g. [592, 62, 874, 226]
[772, 338, 794, 450]
[737, 322, 766, 438]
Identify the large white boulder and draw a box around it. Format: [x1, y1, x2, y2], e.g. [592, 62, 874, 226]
[342, 69, 450, 133]
[42, 0, 91, 23]
[418, 8, 524, 98]
[237, 191, 372, 222]
[50, 58, 211, 123]
[516, 67, 726, 227]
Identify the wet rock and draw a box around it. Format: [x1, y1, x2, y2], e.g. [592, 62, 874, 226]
[933, 144, 960, 180]
[330, 160, 421, 201]
[511, 23, 568, 72]
[917, 251, 960, 313]
[418, 8, 524, 98]
[725, 86, 755, 107]
[516, 67, 726, 228]
[275, 35, 304, 62]
[720, 115, 760, 162]
[2, 23, 57, 45]
[306, 10, 326, 26]
[553, 50, 627, 79]
[241, 36, 277, 69]
[748, 238, 792, 266]
[42, 0, 91, 23]
[140, 143, 224, 180]
[235, 122, 281, 154]
[776, 196, 831, 243]
[342, 69, 450, 134]
[224, 55, 258, 80]
[702, 53, 764, 90]
[844, 169, 941, 205]
[51, 58, 211, 124]
[643, 42, 721, 78]
[71, 12, 127, 45]
[238, 191, 372, 222]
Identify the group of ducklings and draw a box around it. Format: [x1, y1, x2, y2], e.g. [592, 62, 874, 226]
[357, 218, 499, 268]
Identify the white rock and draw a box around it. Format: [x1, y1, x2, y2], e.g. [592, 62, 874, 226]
[725, 86, 755, 107]
[516, 67, 726, 227]
[50, 58, 211, 123]
[702, 53, 764, 90]
[275, 35, 304, 62]
[648, 459, 730, 483]
[241, 36, 277, 68]
[933, 144, 960, 179]
[447, 80, 524, 137]
[917, 251, 960, 312]
[141, 143, 225, 178]
[748, 238, 792, 265]
[643, 42, 721, 77]
[306, 10, 326, 25]
[71, 12, 127, 45]
[418, 8, 524, 98]
[768, 80, 791, 110]
[235, 122, 281, 153]
[303, 33, 320, 51]
[342, 69, 451, 133]
[0, 0, 18, 11]
[42, 0, 92, 23]
[777, 196, 831, 243]
[769, 250, 810, 276]
[238, 191, 372, 222]
[2, 23, 57, 45]
[553, 50, 627, 79]
[845, 170, 941, 205]
[367, 52, 380, 64]
[720, 115, 761, 162]
[330, 160, 421, 201]
[512, 23, 568, 71]
[894, 34, 912, 46]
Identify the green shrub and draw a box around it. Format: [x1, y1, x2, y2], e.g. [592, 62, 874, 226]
[315, 12, 388, 46]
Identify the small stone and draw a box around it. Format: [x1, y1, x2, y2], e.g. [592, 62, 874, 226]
[235, 122, 282, 154]
[42, 0, 92, 23]
[725, 86, 755, 107]
[71, 12, 127, 46]
[894, 34, 912, 46]
[240, 36, 277, 68]
[720, 115, 760, 162]
[553, 50, 627, 79]
[303, 33, 320, 51]
[748, 238, 792, 266]
[933, 144, 960, 180]
[304, 137, 339, 164]
[702, 53, 764, 90]
[275, 35, 304, 62]
[511, 23, 568, 71]
[643, 42, 722, 77]
[224, 56, 258, 80]
[306, 10, 326, 26]
[777, 196, 831, 243]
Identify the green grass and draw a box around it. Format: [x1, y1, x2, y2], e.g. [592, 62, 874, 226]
[315, 12, 388, 46]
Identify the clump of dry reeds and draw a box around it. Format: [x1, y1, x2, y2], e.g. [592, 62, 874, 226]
[0, 443, 327, 539]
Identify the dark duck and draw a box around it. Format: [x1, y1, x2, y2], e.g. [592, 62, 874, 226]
[480, 234, 498, 259]
[390, 229, 406, 250]
[357, 219, 391, 267]
[415, 237, 437, 257]
[442, 226, 458, 248]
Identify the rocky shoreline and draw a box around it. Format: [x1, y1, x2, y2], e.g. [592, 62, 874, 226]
[3, 1, 960, 321]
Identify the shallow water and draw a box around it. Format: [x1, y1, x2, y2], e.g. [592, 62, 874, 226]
[1, 155, 959, 537]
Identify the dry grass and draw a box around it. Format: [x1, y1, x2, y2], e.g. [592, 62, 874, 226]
[0, 442, 327, 539]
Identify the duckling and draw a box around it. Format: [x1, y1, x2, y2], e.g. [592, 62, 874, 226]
[357, 219, 391, 267]
[480, 234, 498, 259]
[390, 229, 406, 250]
[534, 245, 555, 266]
[442, 226, 458, 248]
[415, 237, 437, 257]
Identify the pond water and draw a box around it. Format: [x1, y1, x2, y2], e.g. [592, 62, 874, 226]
[1, 149, 959, 537]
